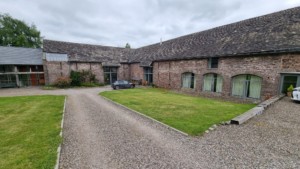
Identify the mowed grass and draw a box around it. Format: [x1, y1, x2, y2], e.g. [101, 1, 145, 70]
[0, 95, 65, 169]
[100, 88, 255, 136]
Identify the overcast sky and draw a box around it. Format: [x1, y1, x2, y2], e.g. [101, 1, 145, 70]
[1, 0, 300, 48]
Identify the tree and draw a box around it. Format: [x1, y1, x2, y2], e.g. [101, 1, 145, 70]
[125, 43, 131, 48]
[0, 14, 42, 48]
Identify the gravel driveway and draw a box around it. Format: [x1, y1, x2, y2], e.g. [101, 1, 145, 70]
[1, 87, 300, 168]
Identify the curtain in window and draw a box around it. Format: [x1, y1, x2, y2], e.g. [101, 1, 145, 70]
[232, 75, 246, 97]
[182, 73, 192, 88]
[249, 76, 262, 99]
[216, 75, 223, 92]
[203, 74, 213, 91]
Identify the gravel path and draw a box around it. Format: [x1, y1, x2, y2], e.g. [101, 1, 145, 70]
[1, 87, 300, 168]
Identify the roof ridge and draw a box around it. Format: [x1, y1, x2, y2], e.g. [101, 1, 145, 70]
[43, 39, 135, 50]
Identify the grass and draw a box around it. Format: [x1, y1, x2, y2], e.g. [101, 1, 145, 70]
[100, 88, 256, 136]
[0, 95, 65, 169]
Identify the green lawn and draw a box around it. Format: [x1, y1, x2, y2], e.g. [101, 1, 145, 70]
[0, 95, 65, 169]
[100, 88, 255, 136]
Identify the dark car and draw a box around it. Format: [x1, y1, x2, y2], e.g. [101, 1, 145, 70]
[111, 80, 135, 90]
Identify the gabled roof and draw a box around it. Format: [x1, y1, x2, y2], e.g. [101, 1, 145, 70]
[132, 6, 300, 62]
[0, 46, 43, 65]
[43, 40, 133, 63]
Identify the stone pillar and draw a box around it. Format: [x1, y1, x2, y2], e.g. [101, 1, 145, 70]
[14, 66, 20, 87]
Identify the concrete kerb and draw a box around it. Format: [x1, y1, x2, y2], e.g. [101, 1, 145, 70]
[231, 94, 285, 125]
[54, 96, 67, 169]
[100, 96, 189, 136]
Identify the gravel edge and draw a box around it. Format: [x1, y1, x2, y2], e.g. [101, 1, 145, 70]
[54, 96, 67, 169]
[100, 96, 189, 136]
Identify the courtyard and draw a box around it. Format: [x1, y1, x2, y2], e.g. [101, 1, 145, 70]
[1, 87, 299, 168]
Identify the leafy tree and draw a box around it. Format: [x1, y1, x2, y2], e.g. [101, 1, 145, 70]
[125, 43, 131, 48]
[0, 14, 42, 48]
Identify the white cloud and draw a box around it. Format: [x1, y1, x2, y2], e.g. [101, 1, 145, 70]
[0, 0, 300, 48]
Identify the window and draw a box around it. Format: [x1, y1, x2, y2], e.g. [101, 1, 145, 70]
[0, 74, 17, 87]
[203, 73, 223, 92]
[182, 72, 195, 88]
[0, 65, 14, 73]
[104, 67, 118, 84]
[232, 74, 262, 99]
[143, 67, 153, 84]
[208, 57, 219, 68]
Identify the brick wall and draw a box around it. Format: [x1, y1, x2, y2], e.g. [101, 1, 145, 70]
[281, 54, 300, 72]
[69, 62, 104, 83]
[44, 61, 70, 84]
[118, 64, 130, 80]
[153, 60, 206, 90]
[44, 53, 300, 100]
[91, 63, 103, 83]
[153, 54, 300, 101]
[129, 63, 143, 81]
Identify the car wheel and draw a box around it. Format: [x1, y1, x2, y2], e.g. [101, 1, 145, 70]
[131, 84, 135, 88]
[116, 86, 120, 90]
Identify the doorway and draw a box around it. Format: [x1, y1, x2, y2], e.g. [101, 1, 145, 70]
[280, 74, 300, 93]
[104, 67, 118, 84]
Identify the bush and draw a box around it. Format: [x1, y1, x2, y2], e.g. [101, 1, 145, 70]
[287, 84, 294, 92]
[70, 71, 81, 86]
[53, 77, 71, 88]
[70, 70, 97, 86]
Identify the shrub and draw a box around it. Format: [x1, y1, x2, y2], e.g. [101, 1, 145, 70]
[70, 70, 97, 86]
[70, 71, 81, 86]
[287, 84, 294, 92]
[53, 77, 71, 88]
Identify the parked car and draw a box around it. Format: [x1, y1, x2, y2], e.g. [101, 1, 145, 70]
[111, 80, 135, 90]
[292, 87, 300, 101]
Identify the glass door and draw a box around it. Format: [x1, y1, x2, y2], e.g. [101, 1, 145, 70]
[103, 67, 118, 84]
[281, 75, 299, 93]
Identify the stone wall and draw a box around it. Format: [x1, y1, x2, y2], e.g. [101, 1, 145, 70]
[281, 54, 300, 72]
[129, 63, 143, 81]
[44, 54, 300, 100]
[44, 61, 70, 84]
[118, 64, 130, 81]
[69, 62, 104, 83]
[45, 61, 132, 85]
[153, 54, 300, 101]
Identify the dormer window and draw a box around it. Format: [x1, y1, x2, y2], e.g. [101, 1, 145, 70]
[208, 57, 219, 69]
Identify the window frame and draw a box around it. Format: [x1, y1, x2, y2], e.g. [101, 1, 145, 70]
[103, 66, 118, 84]
[181, 72, 195, 89]
[208, 57, 219, 69]
[143, 67, 153, 84]
[231, 74, 262, 99]
[203, 73, 223, 93]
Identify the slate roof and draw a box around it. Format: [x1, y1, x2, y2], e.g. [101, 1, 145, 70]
[43, 40, 133, 64]
[0, 46, 43, 65]
[43, 7, 300, 64]
[132, 6, 300, 62]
